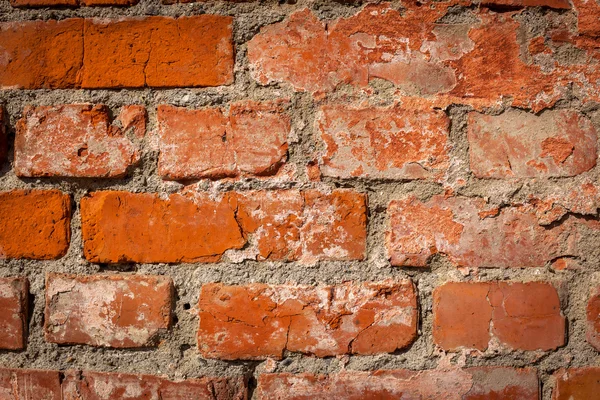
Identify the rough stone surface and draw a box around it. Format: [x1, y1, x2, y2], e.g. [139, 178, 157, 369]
[158, 101, 290, 180]
[45, 274, 173, 348]
[0, 368, 62, 400]
[316, 104, 450, 181]
[256, 367, 540, 399]
[553, 368, 600, 400]
[10, 0, 137, 6]
[433, 281, 565, 351]
[198, 280, 417, 360]
[0, 190, 71, 260]
[0, 277, 28, 350]
[15, 104, 146, 178]
[468, 110, 597, 178]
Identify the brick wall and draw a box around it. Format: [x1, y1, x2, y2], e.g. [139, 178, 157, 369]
[0, 0, 599, 398]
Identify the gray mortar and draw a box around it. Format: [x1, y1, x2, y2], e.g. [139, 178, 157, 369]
[0, 1, 599, 399]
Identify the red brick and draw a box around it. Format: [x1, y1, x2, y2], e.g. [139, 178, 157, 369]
[62, 370, 247, 400]
[0, 106, 6, 166]
[573, 0, 600, 37]
[0, 190, 71, 260]
[256, 367, 539, 399]
[45, 274, 173, 348]
[468, 110, 597, 178]
[81, 190, 366, 264]
[158, 101, 290, 180]
[0, 368, 61, 400]
[316, 104, 450, 180]
[15, 104, 145, 178]
[81, 16, 233, 88]
[586, 286, 600, 350]
[198, 280, 417, 360]
[0, 19, 83, 89]
[481, 0, 571, 8]
[553, 368, 600, 399]
[433, 281, 565, 351]
[386, 195, 582, 268]
[0, 278, 28, 350]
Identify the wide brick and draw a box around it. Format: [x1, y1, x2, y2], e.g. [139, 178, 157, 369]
[0, 368, 61, 400]
[0, 19, 83, 89]
[257, 367, 539, 399]
[586, 286, 600, 350]
[0, 190, 71, 260]
[316, 105, 450, 180]
[82, 16, 233, 88]
[45, 274, 173, 348]
[0, 278, 28, 350]
[554, 368, 600, 399]
[158, 101, 290, 180]
[198, 280, 417, 360]
[0, 106, 6, 166]
[15, 104, 146, 178]
[433, 281, 565, 351]
[386, 195, 582, 268]
[62, 370, 247, 400]
[81, 190, 366, 264]
[468, 110, 597, 178]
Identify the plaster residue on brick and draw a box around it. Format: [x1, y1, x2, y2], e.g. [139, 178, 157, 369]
[197, 280, 417, 360]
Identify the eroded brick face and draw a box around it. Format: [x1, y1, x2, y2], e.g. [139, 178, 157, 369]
[45, 274, 173, 348]
[81, 190, 366, 264]
[0, 278, 28, 350]
[256, 368, 539, 399]
[468, 110, 597, 178]
[586, 286, 600, 351]
[386, 195, 589, 268]
[316, 105, 450, 180]
[158, 101, 290, 180]
[433, 281, 565, 351]
[0, 190, 71, 260]
[61, 370, 247, 400]
[0, 369, 62, 400]
[553, 368, 600, 400]
[15, 104, 146, 178]
[0, 106, 6, 166]
[198, 280, 417, 360]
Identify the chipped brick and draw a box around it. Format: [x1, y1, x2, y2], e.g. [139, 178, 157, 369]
[0, 278, 28, 350]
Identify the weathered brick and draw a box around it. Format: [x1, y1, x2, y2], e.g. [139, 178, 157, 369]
[433, 281, 565, 351]
[81, 190, 366, 264]
[62, 370, 247, 400]
[468, 109, 597, 178]
[386, 195, 583, 268]
[586, 286, 600, 350]
[82, 16, 233, 88]
[553, 368, 600, 399]
[158, 101, 290, 180]
[0, 190, 71, 260]
[0, 278, 28, 350]
[316, 105, 450, 180]
[198, 280, 417, 360]
[15, 104, 145, 178]
[0, 106, 6, 166]
[257, 367, 539, 399]
[0, 19, 83, 89]
[481, 0, 571, 9]
[573, 0, 600, 37]
[0, 369, 61, 400]
[45, 274, 173, 348]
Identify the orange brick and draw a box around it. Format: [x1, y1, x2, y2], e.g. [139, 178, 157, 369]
[0, 190, 71, 260]
[0, 278, 28, 350]
[45, 274, 173, 348]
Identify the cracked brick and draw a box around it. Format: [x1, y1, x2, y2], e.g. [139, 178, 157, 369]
[0, 368, 61, 400]
[0, 277, 28, 350]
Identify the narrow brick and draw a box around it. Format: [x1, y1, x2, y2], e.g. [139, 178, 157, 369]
[433, 281, 565, 351]
[45, 274, 173, 348]
[316, 105, 450, 180]
[0, 278, 28, 350]
[15, 104, 146, 178]
[553, 368, 600, 399]
[62, 370, 247, 400]
[256, 367, 539, 399]
[158, 101, 290, 180]
[481, 0, 571, 8]
[81, 190, 366, 264]
[0, 369, 61, 400]
[386, 195, 582, 268]
[0, 190, 71, 260]
[586, 286, 600, 350]
[0, 106, 6, 166]
[0, 19, 83, 89]
[468, 109, 597, 178]
[198, 280, 417, 360]
[81, 16, 233, 88]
